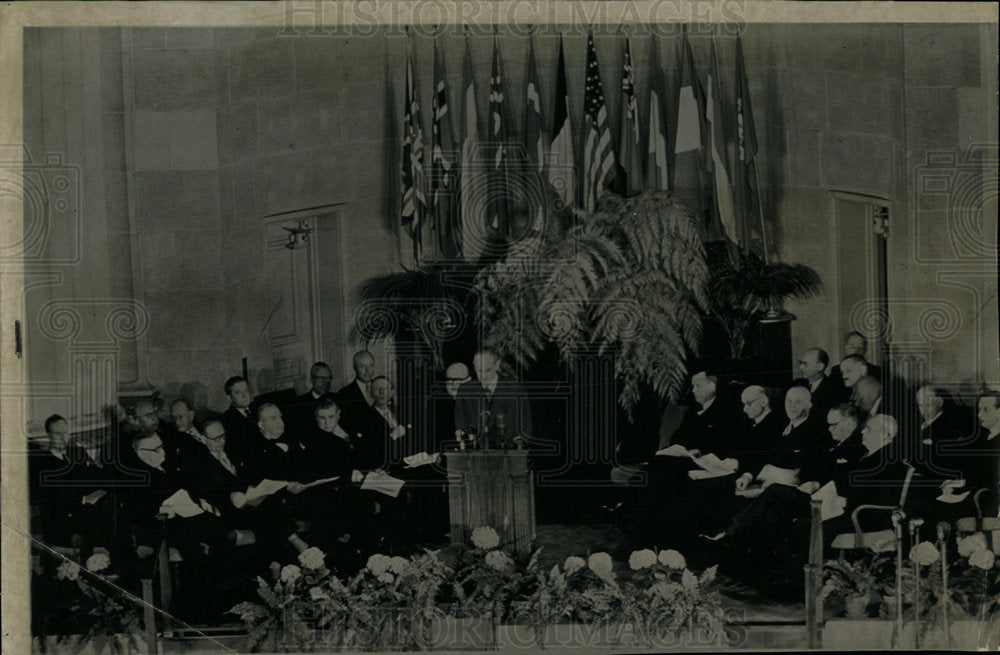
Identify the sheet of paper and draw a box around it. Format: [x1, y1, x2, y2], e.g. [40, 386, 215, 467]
[403, 451, 440, 468]
[361, 471, 405, 498]
[81, 489, 106, 505]
[757, 464, 800, 488]
[302, 476, 340, 489]
[735, 487, 764, 499]
[159, 489, 205, 518]
[655, 444, 691, 458]
[245, 479, 288, 505]
[691, 453, 739, 475]
[688, 468, 735, 480]
[811, 481, 847, 521]
[937, 490, 971, 504]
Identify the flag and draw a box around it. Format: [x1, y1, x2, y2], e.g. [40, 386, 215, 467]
[459, 38, 484, 262]
[734, 35, 763, 257]
[487, 35, 511, 241]
[672, 28, 708, 224]
[548, 35, 576, 211]
[524, 36, 545, 172]
[431, 38, 459, 259]
[400, 42, 426, 260]
[522, 35, 547, 238]
[645, 36, 669, 191]
[582, 32, 616, 214]
[707, 38, 738, 247]
[617, 35, 642, 197]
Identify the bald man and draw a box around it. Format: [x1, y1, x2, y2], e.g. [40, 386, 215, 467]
[853, 375, 883, 420]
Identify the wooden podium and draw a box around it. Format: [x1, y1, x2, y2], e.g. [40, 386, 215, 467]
[445, 451, 535, 556]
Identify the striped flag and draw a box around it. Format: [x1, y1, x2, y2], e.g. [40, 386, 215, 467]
[645, 35, 670, 191]
[400, 43, 426, 260]
[707, 38, 738, 247]
[459, 38, 484, 262]
[735, 35, 763, 257]
[487, 35, 511, 241]
[617, 35, 642, 197]
[431, 38, 459, 260]
[547, 35, 576, 211]
[582, 32, 616, 214]
[524, 36, 545, 172]
[672, 29, 708, 224]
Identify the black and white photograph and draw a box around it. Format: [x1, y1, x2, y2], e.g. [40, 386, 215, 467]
[1, 2, 998, 653]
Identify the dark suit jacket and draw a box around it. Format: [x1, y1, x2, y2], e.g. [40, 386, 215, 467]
[767, 413, 827, 475]
[288, 391, 333, 435]
[337, 380, 371, 436]
[222, 405, 258, 463]
[734, 409, 787, 478]
[299, 427, 357, 480]
[791, 375, 848, 416]
[670, 398, 736, 458]
[454, 376, 533, 445]
[352, 404, 406, 471]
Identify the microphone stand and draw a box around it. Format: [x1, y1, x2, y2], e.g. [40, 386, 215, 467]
[937, 522, 951, 649]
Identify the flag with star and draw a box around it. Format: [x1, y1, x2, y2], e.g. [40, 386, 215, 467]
[400, 41, 426, 260]
[617, 34, 642, 197]
[582, 32, 616, 214]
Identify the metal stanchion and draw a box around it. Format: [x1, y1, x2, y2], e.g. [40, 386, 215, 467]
[937, 522, 952, 649]
[891, 511, 906, 646]
[141, 579, 157, 655]
[910, 518, 924, 649]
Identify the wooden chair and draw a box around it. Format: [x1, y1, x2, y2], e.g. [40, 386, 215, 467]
[830, 464, 916, 552]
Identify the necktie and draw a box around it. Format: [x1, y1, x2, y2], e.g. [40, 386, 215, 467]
[782, 422, 793, 436]
[216, 451, 236, 475]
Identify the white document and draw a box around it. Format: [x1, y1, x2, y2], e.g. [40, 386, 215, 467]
[811, 481, 847, 521]
[302, 476, 340, 489]
[361, 471, 405, 498]
[689, 468, 735, 480]
[403, 451, 440, 468]
[757, 464, 801, 488]
[655, 444, 691, 458]
[82, 490, 107, 505]
[245, 479, 288, 506]
[159, 489, 205, 518]
[692, 453, 738, 473]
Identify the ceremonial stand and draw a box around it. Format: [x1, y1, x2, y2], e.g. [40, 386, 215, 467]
[445, 451, 535, 556]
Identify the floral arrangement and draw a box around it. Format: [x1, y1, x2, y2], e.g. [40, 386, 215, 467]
[32, 549, 143, 654]
[229, 528, 728, 652]
[821, 551, 896, 618]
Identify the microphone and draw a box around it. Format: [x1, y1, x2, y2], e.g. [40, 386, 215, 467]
[936, 522, 951, 541]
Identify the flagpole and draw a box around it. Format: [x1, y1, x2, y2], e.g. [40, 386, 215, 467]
[753, 162, 768, 264]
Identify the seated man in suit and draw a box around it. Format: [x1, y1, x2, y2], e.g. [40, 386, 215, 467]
[853, 375, 884, 422]
[839, 355, 876, 394]
[170, 398, 203, 441]
[289, 362, 336, 435]
[338, 350, 377, 436]
[353, 376, 407, 472]
[829, 332, 882, 386]
[29, 414, 113, 550]
[221, 376, 258, 462]
[454, 347, 533, 449]
[792, 348, 847, 414]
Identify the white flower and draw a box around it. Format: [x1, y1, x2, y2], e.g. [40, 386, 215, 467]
[377, 572, 396, 584]
[658, 549, 687, 569]
[389, 556, 409, 575]
[308, 587, 330, 601]
[366, 554, 391, 576]
[588, 552, 614, 580]
[969, 548, 996, 570]
[958, 534, 988, 558]
[85, 553, 110, 573]
[280, 564, 301, 584]
[564, 556, 585, 574]
[298, 547, 326, 570]
[471, 526, 501, 550]
[909, 541, 940, 567]
[628, 549, 657, 570]
[56, 561, 80, 581]
[485, 550, 512, 571]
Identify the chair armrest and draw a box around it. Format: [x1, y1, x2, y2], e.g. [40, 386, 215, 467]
[850, 504, 897, 548]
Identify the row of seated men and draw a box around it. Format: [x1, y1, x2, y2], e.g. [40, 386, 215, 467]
[27, 347, 532, 621]
[626, 345, 999, 591]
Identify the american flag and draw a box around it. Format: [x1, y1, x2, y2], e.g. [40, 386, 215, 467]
[400, 46, 426, 258]
[582, 32, 616, 214]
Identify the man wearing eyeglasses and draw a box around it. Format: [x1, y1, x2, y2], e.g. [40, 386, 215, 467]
[289, 362, 336, 434]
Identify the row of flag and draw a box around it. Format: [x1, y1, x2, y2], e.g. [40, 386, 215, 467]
[400, 30, 763, 265]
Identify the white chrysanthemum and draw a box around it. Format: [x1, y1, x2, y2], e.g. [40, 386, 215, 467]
[658, 549, 687, 569]
[366, 554, 391, 576]
[628, 549, 657, 570]
[308, 587, 330, 601]
[969, 548, 996, 570]
[564, 556, 585, 574]
[389, 556, 409, 575]
[377, 572, 396, 584]
[298, 547, 325, 570]
[280, 565, 301, 584]
[485, 550, 512, 571]
[908, 541, 940, 566]
[471, 526, 501, 550]
[958, 533, 988, 558]
[57, 561, 80, 581]
[588, 552, 614, 579]
[85, 553, 110, 573]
